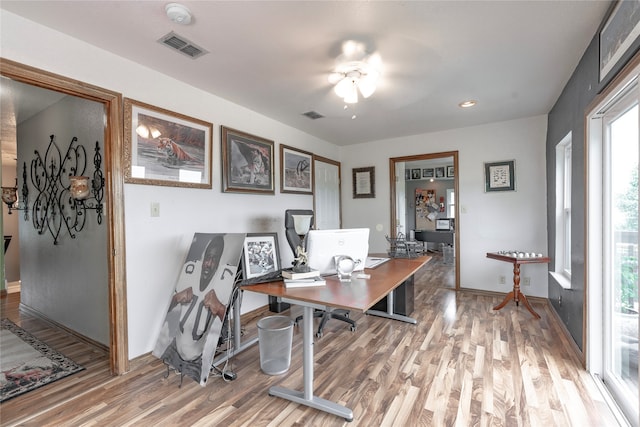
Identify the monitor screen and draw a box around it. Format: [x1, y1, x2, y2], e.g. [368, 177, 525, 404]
[306, 228, 370, 275]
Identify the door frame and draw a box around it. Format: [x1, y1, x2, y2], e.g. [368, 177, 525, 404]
[1, 58, 129, 374]
[390, 151, 460, 289]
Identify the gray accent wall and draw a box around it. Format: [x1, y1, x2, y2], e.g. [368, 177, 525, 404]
[546, 5, 640, 351]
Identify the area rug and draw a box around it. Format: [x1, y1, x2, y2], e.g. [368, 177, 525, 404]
[0, 318, 84, 402]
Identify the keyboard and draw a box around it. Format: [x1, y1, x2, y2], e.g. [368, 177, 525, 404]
[239, 270, 283, 286]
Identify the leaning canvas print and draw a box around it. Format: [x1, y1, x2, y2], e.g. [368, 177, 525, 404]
[153, 233, 245, 386]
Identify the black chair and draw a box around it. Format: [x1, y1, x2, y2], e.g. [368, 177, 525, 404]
[284, 209, 356, 338]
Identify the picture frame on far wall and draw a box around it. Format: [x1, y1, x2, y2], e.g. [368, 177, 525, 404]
[280, 144, 313, 194]
[484, 160, 516, 192]
[221, 126, 275, 194]
[123, 98, 213, 188]
[352, 166, 375, 198]
[599, 0, 640, 82]
[422, 168, 434, 178]
[435, 166, 445, 178]
[447, 165, 454, 178]
[241, 233, 281, 279]
[411, 168, 421, 180]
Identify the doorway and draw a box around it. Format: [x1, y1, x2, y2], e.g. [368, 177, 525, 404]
[390, 151, 460, 289]
[0, 59, 128, 374]
[313, 155, 341, 230]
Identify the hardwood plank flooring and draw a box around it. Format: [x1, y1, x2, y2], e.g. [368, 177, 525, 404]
[0, 254, 619, 426]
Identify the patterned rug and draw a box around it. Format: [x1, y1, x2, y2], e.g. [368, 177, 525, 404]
[1, 318, 84, 402]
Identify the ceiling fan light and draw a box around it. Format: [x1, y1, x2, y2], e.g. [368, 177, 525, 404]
[344, 84, 359, 104]
[358, 78, 377, 98]
[334, 78, 353, 98]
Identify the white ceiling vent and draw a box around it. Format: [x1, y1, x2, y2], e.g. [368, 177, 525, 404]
[158, 31, 208, 59]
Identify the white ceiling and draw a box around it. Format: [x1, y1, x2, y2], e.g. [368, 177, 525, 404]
[1, 1, 610, 146]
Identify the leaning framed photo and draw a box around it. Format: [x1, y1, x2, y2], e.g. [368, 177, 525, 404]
[447, 165, 455, 178]
[422, 168, 434, 178]
[280, 144, 313, 194]
[435, 166, 445, 178]
[241, 233, 281, 279]
[599, 0, 640, 82]
[221, 126, 275, 194]
[123, 98, 212, 188]
[484, 160, 515, 192]
[352, 166, 375, 199]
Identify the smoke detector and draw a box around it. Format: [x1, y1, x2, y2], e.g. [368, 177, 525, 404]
[165, 3, 192, 25]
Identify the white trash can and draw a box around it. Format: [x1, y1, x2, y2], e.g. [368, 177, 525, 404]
[257, 315, 294, 375]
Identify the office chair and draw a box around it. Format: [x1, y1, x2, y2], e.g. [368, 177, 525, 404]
[284, 209, 356, 338]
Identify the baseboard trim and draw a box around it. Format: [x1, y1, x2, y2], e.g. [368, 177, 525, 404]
[19, 302, 109, 353]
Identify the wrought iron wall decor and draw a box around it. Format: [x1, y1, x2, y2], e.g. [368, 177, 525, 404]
[2, 134, 105, 244]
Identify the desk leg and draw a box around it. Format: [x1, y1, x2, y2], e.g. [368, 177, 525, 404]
[212, 290, 259, 367]
[492, 262, 541, 319]
[366, 289, 417, 324]
[268, 305, 354, 422]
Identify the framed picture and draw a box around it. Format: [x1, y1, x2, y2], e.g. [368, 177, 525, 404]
[484, 160, 516, 192]
[352, 166, 375, 199]
[280, 144, 313, 194]
[599, 0, 640, 82]
[242, 233, 281, 279]
[447, 165, 455, 178]
[411, 168, 421, 180]
[123, 98, 212, 188]
[435, 167, 445, 178]
[422, 168, 434, 178]
[221, 126, 274, 194]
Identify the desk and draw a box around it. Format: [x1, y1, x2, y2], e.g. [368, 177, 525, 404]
[242, 256, 430, 422]
[486, 252, 550, 319]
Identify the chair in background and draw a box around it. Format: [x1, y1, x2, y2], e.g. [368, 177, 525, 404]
[284, 209, 356, 338]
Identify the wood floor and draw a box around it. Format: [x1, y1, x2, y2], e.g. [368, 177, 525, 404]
[1, 254, 619, 426]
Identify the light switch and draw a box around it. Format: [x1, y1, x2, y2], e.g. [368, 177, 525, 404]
[150, 202, 160, 217]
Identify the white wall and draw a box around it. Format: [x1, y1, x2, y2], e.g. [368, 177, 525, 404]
[1, 11, 339, 358]
[340, 116, 549, 297]
[2, 11, 548, 361]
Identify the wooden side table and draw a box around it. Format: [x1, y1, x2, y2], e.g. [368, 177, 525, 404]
[486, 252, 550, 319]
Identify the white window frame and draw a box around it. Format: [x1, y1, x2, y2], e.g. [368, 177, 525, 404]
[551, 132, 572, 289]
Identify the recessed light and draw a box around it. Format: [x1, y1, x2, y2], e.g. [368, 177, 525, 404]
[459, 100, 477, 108]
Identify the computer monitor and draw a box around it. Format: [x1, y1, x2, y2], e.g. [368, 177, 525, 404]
[306, 228, 370, 275]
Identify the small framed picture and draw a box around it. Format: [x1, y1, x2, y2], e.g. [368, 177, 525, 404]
[352, 166, 375, 198]
[422, 168, 434, 178]
[242, 233, 281, 279]
[221, 126, 275, 194]
[447, 165, 454, 178]
[123, 98, 212, 188]
[599, 0, 640, 82]
[484, 160, 515, 192]
[411, 168, 421, 180]
[280, 145, 313, 194]
[435, 167, 445, 178]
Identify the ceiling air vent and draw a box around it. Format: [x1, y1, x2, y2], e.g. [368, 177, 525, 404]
[302, 111, 324, 120]
[158, 31, 208, 59]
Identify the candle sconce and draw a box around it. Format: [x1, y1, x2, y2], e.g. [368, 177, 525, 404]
[2, 134, 105, 245]
[2, 163, 29, 220]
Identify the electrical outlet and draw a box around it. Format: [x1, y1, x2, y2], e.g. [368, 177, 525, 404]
[522, 277, 531, 287]
[499, 275, 506, 285]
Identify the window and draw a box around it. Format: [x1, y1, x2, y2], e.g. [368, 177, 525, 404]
[587, 66, 639, 426]
[447, 188, 455, 218]
[553, 132, 572, 287]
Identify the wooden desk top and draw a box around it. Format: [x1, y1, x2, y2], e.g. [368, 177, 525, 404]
[486, 252, 550, 264]
[241, 256, 431, 312]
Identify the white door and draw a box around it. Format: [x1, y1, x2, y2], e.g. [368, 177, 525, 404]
[313, 158, 341, 230]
